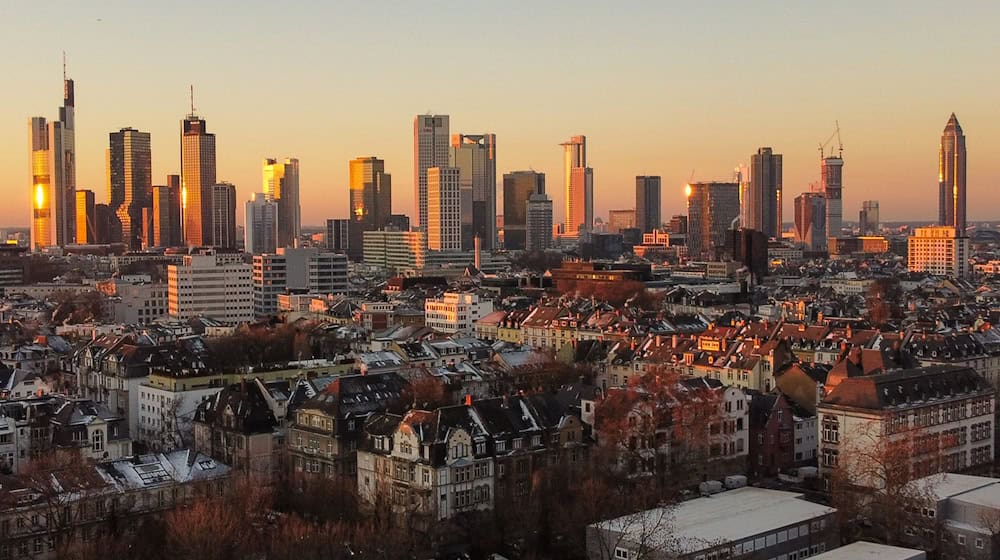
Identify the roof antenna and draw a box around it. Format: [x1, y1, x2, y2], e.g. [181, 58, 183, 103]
[189, 84, 195, 116]
[62, 51, 67, 81]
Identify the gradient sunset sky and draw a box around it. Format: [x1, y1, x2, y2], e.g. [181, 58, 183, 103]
[3, 1, 999, 229]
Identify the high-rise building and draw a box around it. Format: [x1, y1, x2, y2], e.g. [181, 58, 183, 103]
[414, 115, 450, 231]
[450, 134, 497, 250]
[526, 193, 554, 252]
[748, 148, 783, 238]
[362, 230, 427, 273]
[502, 171, 545, 250]
[181, 113, 217, 246]
[908, 226, 969, 278]
[426, 167, 461, 251]
[325, 219, 349, 252]
[686, 182, 740, 260]
[263, 158, 300, 248]
[608, 210, 636, 233]
[821, 155, 844, 240]
[75, 190, 95, 244]
[562, 135, 594, 235]
[168, 253, 252, 323]
[94, 204, 112, 245]
[151, 175, 182, 248]
[667, 214, 688, 235]
[938, 113, 967, 233]
[245, 193, 278, 255]
[252, 248, 349, 316]
[859, 200, 880, 235]
[635, 176, 662, 233]
[108, 128, 152, 250]
[210, 182, 237, 249]
[29, 68, 77, 249]
[385, 214, 410, 232]
[348, 156, 391, 260]
[794, 192, 827, 251]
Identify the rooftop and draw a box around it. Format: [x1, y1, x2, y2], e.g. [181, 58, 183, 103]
[810, 542, 925, 560]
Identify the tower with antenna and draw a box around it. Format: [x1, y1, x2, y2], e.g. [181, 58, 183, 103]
[819, 122, 844, 240]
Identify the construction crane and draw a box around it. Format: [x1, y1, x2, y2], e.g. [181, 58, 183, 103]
[819, 121, 843, 159]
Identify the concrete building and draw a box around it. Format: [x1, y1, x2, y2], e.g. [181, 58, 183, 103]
[167, 253, 252, 323]
[859, 200, 880, 235]
[414, 114, 450, 231]
[748, 147, 783, 239]
[109, 127, 153, 250]
[812, 542, 926, 560]
[245, 192, 278, 254]
[427, 166, 461, 251]
[348, 156, 391, 260]
[425, 292, 494, 335]
[635, 176, 662, 233]
[686, 182, 740, 260]
[210, 182, 237, 249]
[326, 218, 349, 252]
[794, 192, 827, 250]
[112, 282, 169, 324]
[152, 175, 182, 248]
[262, 157, 300, 248]
[451, 133, 497, 250]
[526, 193, 554, 252]
[75, 189, 95, 244]
[252, 248, 349, 316]
[181, 112, 217, 247]
[562, 135, 594, 235]
[908, 226, 969, 278]
[939, 113, 967, 234]
[363, 230, 428, 272]
[587, 488, 838, 560]
[502, 170, 545, 250]
[905, 473, 1000, 559]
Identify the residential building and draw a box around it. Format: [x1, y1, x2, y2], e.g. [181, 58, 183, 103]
[167, 253, 252, 323]
[181, 112, 217, 247]
[686, 181, 740, 259]
[252, 248, 349, 316]
[109, 127, 152, 250]
[210, 182, 237, 249]
[908, 225, 969, 277]
[635, 175, 662, 233]
[424, 292, 494, 335]
[748, 147, 783, 238]
[526, 193, 554, 252]
[586, 488, 838, 560]
[112, 282, 169, 324]
[451, 133, 497, 249]
[426, 166, 461, 250]
[502, 170, 545, 250]
[244, 192, 278, 254]
[794, 192, 827, 250]
[326, 218, 349, 252]
[939, 113, 967, 233]
[151, 176, 182, 248]
[748, 391, 795, 476]
[414, 114, 450, 231]
[859, 200, 880, 235]
[28, 69, 75, 250]
[262, 157, 300, 248]
[348, 156, 391, 260]
[75, 189, 95, 244]
[562, 135, 594, 235]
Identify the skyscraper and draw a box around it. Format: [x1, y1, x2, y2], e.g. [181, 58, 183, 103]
[859, 200, 880, 235]
[413, 115, 450, 231]
[326, 218, 350, 252]
[502, 171, 545, 250]
[28, 66, 77, 249]
[181, 112, 217, 246]
[348, 156, 391, 260]
[562, 135, 594, 235]
[426, 167, 461, 251]
[608, 210, 636, 233]
[245, 192, 278, 254]
[109, 128, 152, 250]
[821, 154, 844, 240]
[75, 189, 95, 244]
[635, 175, 662, 233]
[794, 192, 827, 250]
[526, 193, 554, 252]
[152, 175, 182, 248]
[686, 182, 740, 260]
[748, 148, 783, 238]
[938, 113, 967, 233]
[263, 158, 301, 248]
[450, 133, 497, 250]
[210, 182, 237, 249]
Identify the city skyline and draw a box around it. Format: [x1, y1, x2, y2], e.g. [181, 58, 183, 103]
[4, 3, 1000, 231]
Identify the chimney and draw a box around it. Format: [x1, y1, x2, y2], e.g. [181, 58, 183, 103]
[671, 334, 678, 347]
[464, 394, 472, 407]
[656, 335, 662, 347]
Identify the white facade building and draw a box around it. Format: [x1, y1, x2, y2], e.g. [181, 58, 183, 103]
[245, 192, 278, 255]
[167, 253, 252, 323]
[908, 225, 969, 277]
[112, 282, 169, 324]
[425, 292, 494, 335]
[252, 248, 349, 316]
[426, 166, 462, 251]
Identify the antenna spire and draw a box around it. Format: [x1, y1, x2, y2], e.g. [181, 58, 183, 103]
[62, 51, 66, 81]
[189, 84, 195, 115]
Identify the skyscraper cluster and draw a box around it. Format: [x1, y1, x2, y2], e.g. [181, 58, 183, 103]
[29, 66, 76, 250]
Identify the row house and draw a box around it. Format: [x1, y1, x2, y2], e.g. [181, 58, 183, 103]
[906, 329, 1000, 390]
[747, 390, 795, 476]
[74, 333, 160, 438]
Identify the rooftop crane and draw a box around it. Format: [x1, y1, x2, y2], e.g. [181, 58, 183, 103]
[819, 121, 843, 159]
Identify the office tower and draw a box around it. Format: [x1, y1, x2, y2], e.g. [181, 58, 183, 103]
[859, 200, 880, 235]
[168, 253, 252, 323]
[413, 115, 450, 231]
[252, 248, 349, 316]
[181, 112, 217, 246]
[385, 214, 410, 232]
[635, 176, 662, 233]
[562, 135, 594, 235]
[210, 182, 237, 248]
[152, 175, 182, 248]
[108, 128, 152, 250]
[502, 171, 545, 250]
[794, 192, 827, 250]
[526, 193, 554, 252]
[908, 226, 969, 278]
[325, 218, 349, 252]
[450, 133, 497, 250]
[94, 204, 112, 245]
[362, 230, 428, 272]
[75, 190, 95, 244]
[263, 157, 300, 248]
[938, 114, 967, 233]
[28, 66, 77, 249]
[245, 193, 278, 254]
[686, 182, 740, 260]
[348, 156, 392, 260]
[608, 210, 635, 233]
[667, 214, 688, 235]
[748, 148, 783, 238]
[426, 167, 461, 250]
[29, 117, 53, 250]
[821, 154, 844, 240]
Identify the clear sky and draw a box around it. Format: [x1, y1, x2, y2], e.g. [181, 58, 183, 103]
[2, 1, 999, 228]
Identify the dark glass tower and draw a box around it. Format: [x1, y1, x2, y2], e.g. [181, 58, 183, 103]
[938, 113, 967, 233]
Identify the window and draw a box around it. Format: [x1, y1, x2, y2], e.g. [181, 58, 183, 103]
[957, 534, 966, 546]
[975, 538, 984, 549]
[614, 548, 630, 559]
